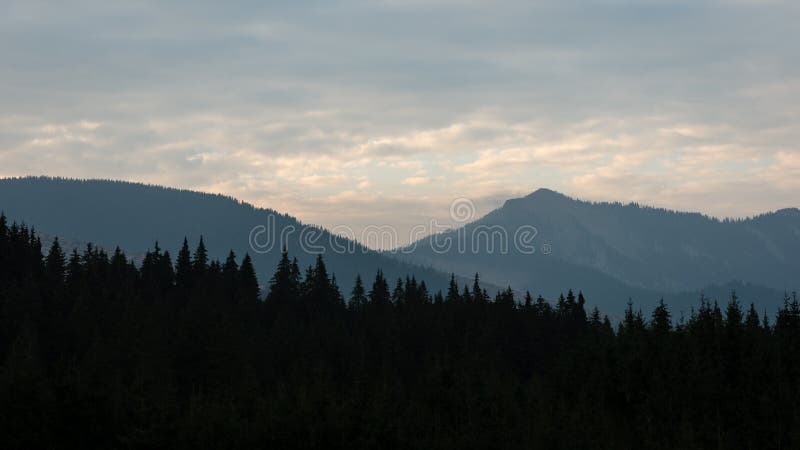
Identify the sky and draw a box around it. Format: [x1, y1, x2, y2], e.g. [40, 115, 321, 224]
[1, 0, 799, 247]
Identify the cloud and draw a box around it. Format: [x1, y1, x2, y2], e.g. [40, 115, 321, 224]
[401, 176, 430, 186]
[0, 0, 798, 246]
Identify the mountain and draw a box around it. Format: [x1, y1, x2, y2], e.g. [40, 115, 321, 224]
[394, 188, 798, 314]
[0, 176, 473, 296]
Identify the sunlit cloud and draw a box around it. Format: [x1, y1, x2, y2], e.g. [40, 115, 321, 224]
[0, 0, 798, 246]
[401, 176, 431, 186]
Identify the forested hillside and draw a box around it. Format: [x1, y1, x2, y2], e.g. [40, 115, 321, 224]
[2, 214, 800, 449]
[0, 176, 473, 295]
[398, 188, 795, 314]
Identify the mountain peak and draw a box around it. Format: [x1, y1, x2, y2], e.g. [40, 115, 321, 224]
[497, 188, 573, 213]
[525, 188, 564, 199]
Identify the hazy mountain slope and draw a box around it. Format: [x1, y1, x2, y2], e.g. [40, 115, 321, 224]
[395, 188, 796, 313]
[479, 189, 800, 292]
[0, 176, 470, 295]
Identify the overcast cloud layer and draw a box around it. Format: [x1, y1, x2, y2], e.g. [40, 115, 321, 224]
[1, 0, 799, 247]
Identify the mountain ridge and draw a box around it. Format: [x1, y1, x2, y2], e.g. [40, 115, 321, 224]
[0, 176, 484, 296]
[397, 188, 798, 314]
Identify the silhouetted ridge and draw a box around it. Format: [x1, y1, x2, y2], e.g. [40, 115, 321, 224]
[0, 176, 479, 295]
[401, 188, 799, 315]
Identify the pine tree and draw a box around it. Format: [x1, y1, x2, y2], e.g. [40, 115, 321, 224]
[193, 236, 208, 275]
[66, 248, 82, 285]
[745, 303, 760, 333]
[651, 298, 671, 334]
[417, 280, 430, 305]
[590, 306, 603, 329]
[534, 295, 551, 318]
[290, 257, 301, 287]
[524, 291, 534, 309]
[566, 289, 577, 313]
[461, 285, 471, 304]
[725, 291, 743, 332]
[239, 253, 260, 303]
[45, 237, 66, 283]
[556, 293, 567, 317]
[349, 275, 367, 311]
[406, 276, 420, 305]
[472, 273, 485, 303]
[109, 247, 131, 288]
[266, 247, 298, 305]
[575, 291, 588, 323]
[602, 316, 614, 335]
[222, 250, 239, 302]
[621, 299, 645, 335]
[175, 237, 193, 289]
[157, 248, 174, 289]
[305, 254, 335, 308]
[446, 274, 460, 303]
[495, 287, 515, 309]
[392, 278, 405, 304]
[330, 274, 344, 307]
[368, 270, 390, 305]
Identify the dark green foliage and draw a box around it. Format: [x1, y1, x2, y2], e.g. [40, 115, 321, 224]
[0, 220, 799, 449]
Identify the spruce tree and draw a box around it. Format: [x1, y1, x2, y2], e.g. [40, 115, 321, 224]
[535, 295, 551, 317]
[651, 299, 671, 334]
[368, 270, 390, 305]
[192, 236, 208, 275]
[266, 247, 298, 305]
[392, 278, 405, 304]
[590, 306, 603, 329]
[417, 280, 430, 304]
[446, 273, 460, 303]
[239, 253, 260, 303]
[67, 248, 82, 285]
[45, 237, 66, 283]
[175, 237, 193, 289]
[575, 291, 588, 323]
[472, 273, 484, 303]
[524, 291, 534, 309]
[461, 285, 471, 304]
[330, 274, 344, 307]
[222, 250, 239, 302]
[745, 303, 761, 333]
[725, 292, 743, 331]
[349, 275, 367, 311]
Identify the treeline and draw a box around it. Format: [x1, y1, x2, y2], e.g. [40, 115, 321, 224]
[1, 215, 800, 449]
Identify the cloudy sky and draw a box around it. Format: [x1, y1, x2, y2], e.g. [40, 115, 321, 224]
[1, 0, 798, 246]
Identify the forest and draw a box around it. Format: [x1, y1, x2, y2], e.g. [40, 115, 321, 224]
[1, 213, 799, 449]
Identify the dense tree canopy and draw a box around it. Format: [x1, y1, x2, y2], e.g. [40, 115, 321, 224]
[0, 214, 799, 449]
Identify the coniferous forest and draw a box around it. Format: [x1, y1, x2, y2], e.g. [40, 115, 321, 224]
[3, 214, 800, 449]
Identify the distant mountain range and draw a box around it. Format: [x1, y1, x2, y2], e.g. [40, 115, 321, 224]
[1, 177, 796, 315]
[394, 188, 799, 315]
[0, 176, 470, 296]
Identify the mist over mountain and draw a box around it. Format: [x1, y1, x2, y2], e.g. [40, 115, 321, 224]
[0, 176, 466, 295]
[396, 188, 798, 314]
